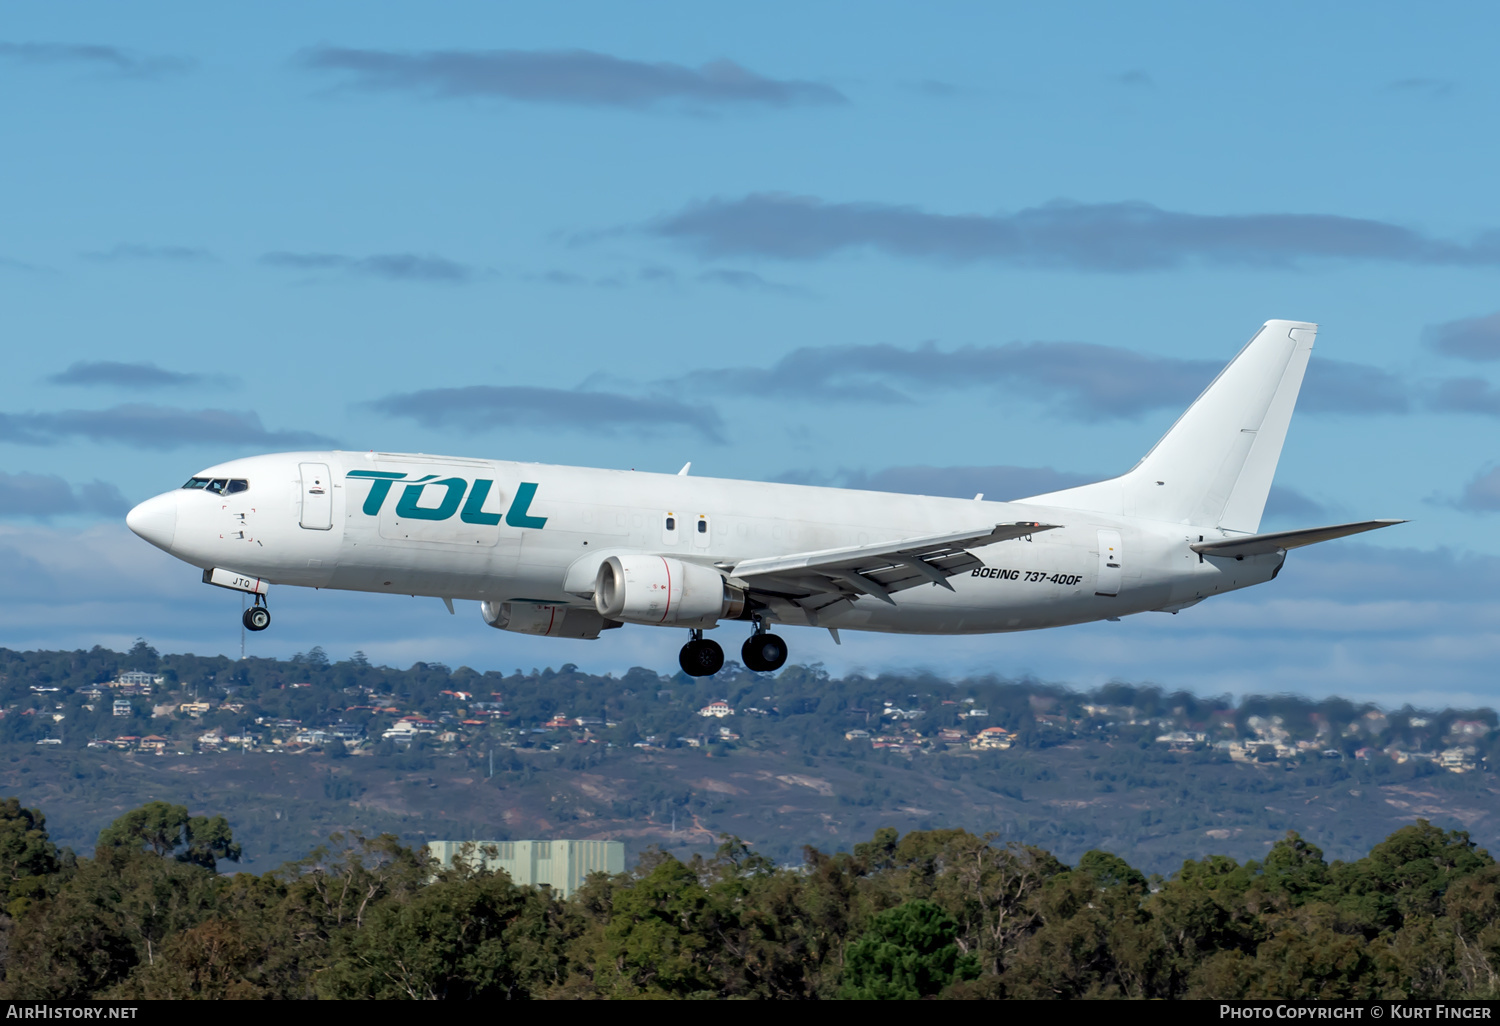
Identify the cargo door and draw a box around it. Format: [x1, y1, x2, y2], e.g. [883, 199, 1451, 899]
[299, 463, 333, 530]
[1096, 529, 1122, 596]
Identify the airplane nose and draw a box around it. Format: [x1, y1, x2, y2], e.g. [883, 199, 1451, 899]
[126, 492, 177, 552]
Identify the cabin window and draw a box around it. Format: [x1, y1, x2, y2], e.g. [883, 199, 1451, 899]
[697, 520, 707, 533]
[665, 516, 676, 531]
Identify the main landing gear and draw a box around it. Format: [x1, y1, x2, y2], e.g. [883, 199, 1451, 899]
[242, 595, 271, 632]
[677, 622, 791, 678]
[742, 623, 788, 673]
[679, 629, 724, 677]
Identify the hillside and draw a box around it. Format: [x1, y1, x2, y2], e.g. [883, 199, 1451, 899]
[2, 643, 1498, 874]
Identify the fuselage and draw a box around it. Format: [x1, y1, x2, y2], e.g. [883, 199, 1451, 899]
[125, 449, 1282, 637]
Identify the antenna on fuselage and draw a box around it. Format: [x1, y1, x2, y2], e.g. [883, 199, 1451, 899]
[678, 462, 691, 476]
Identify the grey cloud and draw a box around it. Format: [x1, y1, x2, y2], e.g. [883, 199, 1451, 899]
[261, 251, 476, 283]
[671, 340, 1219, 419]
[668, 339, 1418, 421]
[0, 472, 128, 518]
[297, 46, 845, 110]
[696, 268, 807, 296]
[1428, 377, 1500, 417]
[1456, 467, 1500, 513]
[647, 193, 1500, 271]
[1389, 77, 1453, 98]
[525, 269, 627, 288]
[1424, 311, 1500, 361]
[0, 405, 334, 450]
[1300, 359, 1411, 414]
[1261, 485, 1329, 522]
[0, 42, 190, 78]
[82, 244, 215, 263]
[0, 256, 48, 274]
[777, 464, 1095, 500]
[368, 385, 725, 443]
[47, 361, 218, 390]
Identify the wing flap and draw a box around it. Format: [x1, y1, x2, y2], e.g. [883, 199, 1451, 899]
[731, 522, 1059, 605]
[1190, 518, 1407, 557]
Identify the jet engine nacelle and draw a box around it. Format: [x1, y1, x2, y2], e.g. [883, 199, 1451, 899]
[593, 554, 745, 628]
[481, 600, 618, 640]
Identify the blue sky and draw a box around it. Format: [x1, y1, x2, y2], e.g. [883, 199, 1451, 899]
[2, 2, 1497, 706]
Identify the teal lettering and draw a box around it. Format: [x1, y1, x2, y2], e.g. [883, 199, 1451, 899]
[396, 477, 465, 521]
[347, 470, 408, 516]
[460, 479, 502, 526]
[505, 482, 548, 529]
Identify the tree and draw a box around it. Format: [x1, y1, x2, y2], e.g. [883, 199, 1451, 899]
[96, 802, 241, 871]
[840, 899, 978, 999]
[0, 798, 60, 915]
[320, 874, 568, 999]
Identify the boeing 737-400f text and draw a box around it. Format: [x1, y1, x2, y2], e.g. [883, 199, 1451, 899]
[126, 320, 1403, 676]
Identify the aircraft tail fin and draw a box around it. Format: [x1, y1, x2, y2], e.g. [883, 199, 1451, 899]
[1021, 319, 1316, 532]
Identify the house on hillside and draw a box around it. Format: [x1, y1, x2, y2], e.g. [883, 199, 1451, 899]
[698, 701, 734, 718]
[111, 671, 159, 690]
[971, 727, 1013, 750]
[1440, 747, 1478, 773]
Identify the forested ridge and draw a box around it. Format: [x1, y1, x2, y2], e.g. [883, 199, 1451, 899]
[3, 644, 1497, 874]
[1, 798, 1500, 999]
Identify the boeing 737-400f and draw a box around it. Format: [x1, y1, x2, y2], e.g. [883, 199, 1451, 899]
[126, 320, 1403, 677]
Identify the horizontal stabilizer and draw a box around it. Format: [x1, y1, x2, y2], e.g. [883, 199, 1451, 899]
[1190, 519, 1407, 558]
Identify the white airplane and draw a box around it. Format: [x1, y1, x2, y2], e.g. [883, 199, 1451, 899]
[126, 320, 1402, 676]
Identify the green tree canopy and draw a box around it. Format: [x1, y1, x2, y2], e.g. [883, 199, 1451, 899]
[841, 898, 978, 999]
[96, 801, 242, 871]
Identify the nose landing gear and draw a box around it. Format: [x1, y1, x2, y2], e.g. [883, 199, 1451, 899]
[678, 629, 724, 677]
[742, 623, 788, 673]
[242, 595, 271, 632]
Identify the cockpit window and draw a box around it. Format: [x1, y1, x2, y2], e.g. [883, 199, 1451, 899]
[181, 477, 249, 495]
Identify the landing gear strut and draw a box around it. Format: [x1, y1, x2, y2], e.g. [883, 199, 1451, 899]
[242, 594, 271, 632]
[742, 621, 788, 673]
[679, 629, 724, 677]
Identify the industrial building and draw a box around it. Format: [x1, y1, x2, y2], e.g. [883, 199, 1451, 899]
[426, 838, 626, 898]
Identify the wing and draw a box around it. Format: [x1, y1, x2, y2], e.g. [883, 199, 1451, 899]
[728, 522, 1059, 622]
[1190, 519, 1406, 558]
